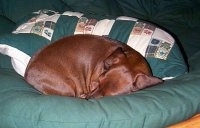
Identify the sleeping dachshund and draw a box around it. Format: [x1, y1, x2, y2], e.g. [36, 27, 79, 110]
[24, 34, 162, 99]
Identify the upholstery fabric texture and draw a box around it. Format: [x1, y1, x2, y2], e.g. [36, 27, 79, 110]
[0, 0, 200, 128]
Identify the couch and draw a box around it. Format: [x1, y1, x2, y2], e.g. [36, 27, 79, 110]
[0, 0, 200, 128]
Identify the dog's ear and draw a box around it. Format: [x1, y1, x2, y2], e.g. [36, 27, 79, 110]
[133, 73, 163, 91]
[104, 48, 125, 69]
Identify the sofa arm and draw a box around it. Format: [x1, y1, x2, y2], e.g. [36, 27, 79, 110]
[168, 114, 200, 128]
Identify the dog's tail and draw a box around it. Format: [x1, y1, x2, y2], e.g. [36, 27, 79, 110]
[0, 44, 30, 77]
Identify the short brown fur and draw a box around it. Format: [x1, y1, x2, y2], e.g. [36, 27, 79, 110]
[25, 34, 162, 99]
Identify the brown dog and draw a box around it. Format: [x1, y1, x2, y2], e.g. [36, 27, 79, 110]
[24, 34, 162, 99]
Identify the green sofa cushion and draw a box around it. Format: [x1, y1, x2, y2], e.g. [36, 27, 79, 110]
[0, 67, 199, 128]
